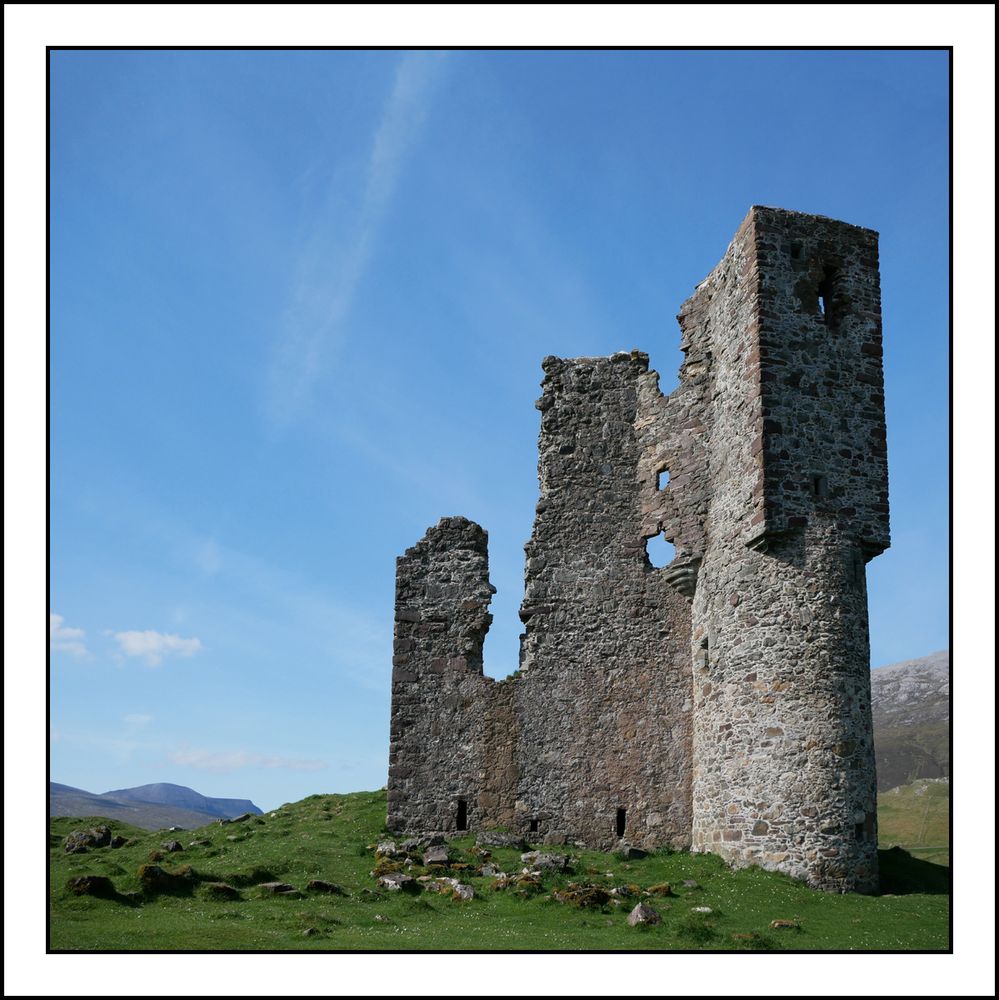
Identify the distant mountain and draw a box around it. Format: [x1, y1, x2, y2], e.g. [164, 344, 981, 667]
[102, 783, 261, 820]
[50, 781, 262, 831]
[872, 650, 949, 792]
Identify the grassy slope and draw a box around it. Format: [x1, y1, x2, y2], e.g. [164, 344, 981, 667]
[878, 780, 950, 867]
[50, 791, 949, 952]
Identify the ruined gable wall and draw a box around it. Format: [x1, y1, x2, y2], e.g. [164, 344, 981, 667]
[387, 517, 496, 834]
[514, 354, 693, 850]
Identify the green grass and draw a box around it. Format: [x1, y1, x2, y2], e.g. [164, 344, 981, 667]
[50, 791, 949, 951]
[878, 779, 950, 866]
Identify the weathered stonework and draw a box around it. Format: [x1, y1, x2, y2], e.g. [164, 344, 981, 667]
[387, 207, 888, 893]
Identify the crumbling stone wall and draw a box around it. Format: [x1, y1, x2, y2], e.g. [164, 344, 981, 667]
[514, 354, 693, 849]
[387, 206, 887, 893]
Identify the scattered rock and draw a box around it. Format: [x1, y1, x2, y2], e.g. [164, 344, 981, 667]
[610, 884, 640, 898]
[426, 876, 474, 901]
[66, 875, 116, 898]
[490, 870, 542, 893]
[400, 833, 446, 851]
[616, 843, 648, 860]
[302, 927, 319, 937]
[160, 840, 184, 853]
[189, 839, 212, 848]
[769, 919, 800, 930]
[378, 872, 416, 892]
[373, 914, 388, 922]
[553, 883, 611, 908]
[423, 845, 450, 866]
[64, 826, 112, 854]
[146, 850, 165, 863]
[257, 881, 298, 895]
[479, 863, 501, 877]
[691, 906, 713, 914]
[476, 831, 528, 850]
[375, 840, 400, 858]
[681, 879, 701, 889]
[166, 826, 185, 832]
[137, 864, 194, 893]
[201, 882, 242, 901]
[627, 902, 662, 926]
[520, 851, 572, 872]
[229, 813, 254, 824]
[225, 835, 241, 842]
[646, 882, 673, 897]
[306, 879, 346, 895]
[109, 835, 127, 849]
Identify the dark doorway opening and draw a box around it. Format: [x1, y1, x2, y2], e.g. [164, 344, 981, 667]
[456, 799, 467, 831]
[529, 818, 538, 833]
[616, 807, 626, 838]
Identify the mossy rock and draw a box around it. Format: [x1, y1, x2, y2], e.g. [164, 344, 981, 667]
[66, 874, 116, 898]
[200, 882, 242, 901]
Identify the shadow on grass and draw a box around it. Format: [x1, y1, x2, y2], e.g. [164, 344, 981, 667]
[878, 847, 951, 895]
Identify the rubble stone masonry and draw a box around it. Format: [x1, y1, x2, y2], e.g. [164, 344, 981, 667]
[387, 207, 888, 893]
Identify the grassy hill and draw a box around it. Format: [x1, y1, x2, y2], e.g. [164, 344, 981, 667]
[877, 779, 950, 867]
[50, 790, 948, 951]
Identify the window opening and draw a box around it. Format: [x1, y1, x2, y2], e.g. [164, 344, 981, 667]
[616, 808, 627, 838]
[645, 532, 675, 568]
[456, 799, 468, 831]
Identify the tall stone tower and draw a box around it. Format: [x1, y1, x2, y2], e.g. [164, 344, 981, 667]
[387, 207, 888, 894]
[673, 208, 889, 893]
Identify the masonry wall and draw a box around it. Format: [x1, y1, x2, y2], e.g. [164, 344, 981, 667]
[514, 354, 693, 850]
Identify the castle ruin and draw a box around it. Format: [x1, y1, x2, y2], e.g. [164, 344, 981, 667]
[387, 207, 889, 893]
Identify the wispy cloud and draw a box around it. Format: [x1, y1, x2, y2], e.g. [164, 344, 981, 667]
[123, 713, 153, 727]
[265, 51, 449, 428]
[167, 747, 327, 773]
[112, 629, 203, 667]
[50, 613, 88, 657]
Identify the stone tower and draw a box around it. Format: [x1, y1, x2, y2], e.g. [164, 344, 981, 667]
[387, 207, 888, 893]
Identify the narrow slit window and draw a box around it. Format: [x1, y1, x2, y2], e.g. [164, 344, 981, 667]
[657, 468, 670, 491]
[854, 821, 865, 842]
[812, 475, 828, 498]
[529, 818, 539, 834]
[698, 636, 710, 671]
[616, 808, 627, 838]
[817, 269, 837, 326]
[456, 799, 468, 831]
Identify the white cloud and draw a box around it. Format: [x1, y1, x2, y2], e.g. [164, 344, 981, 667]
[50, 613, 87, 657]
[265, 51, 449, 428]
[167, 748, 326, 773]
[112, 629, 202, 667]
[123, 713, 153, 727]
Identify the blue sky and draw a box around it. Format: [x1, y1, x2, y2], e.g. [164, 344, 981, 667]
[49, 48, 950, 812]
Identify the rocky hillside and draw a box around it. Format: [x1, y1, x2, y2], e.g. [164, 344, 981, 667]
[872, 650, 949, 791]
